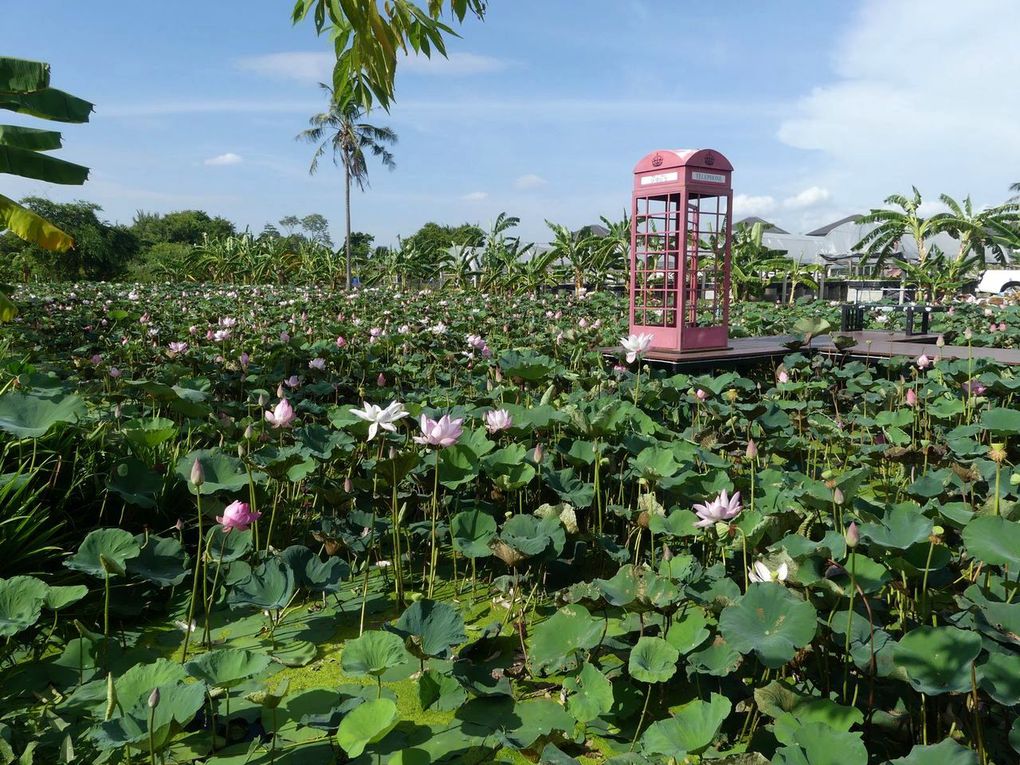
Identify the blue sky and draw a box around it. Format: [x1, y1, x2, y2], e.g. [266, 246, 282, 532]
[4, 0, 1019, 246]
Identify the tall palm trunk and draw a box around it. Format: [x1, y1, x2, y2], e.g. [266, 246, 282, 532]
[344, 163, 352, 290]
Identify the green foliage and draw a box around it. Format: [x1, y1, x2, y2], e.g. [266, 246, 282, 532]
[130, 209, 235, 246]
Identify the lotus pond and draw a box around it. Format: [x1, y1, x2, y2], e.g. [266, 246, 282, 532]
[1, 283, 1020, 764]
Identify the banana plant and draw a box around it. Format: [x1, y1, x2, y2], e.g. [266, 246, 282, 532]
[0, 56, 93, 320]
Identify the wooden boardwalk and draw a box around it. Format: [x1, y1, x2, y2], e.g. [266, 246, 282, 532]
[602, 331, 1020, 371]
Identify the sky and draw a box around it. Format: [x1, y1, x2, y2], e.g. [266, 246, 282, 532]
[4, 0, 1020, 246]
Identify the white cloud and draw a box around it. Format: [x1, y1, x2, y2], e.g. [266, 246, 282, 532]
[461, 191, 488, 201]
[204, 152, 243, 166]
[733, 194, 777, 217]
[782, 186, 830, 209]
[235, 50, 507, 84]
[514, 174, 547, 191]
[777, 0, 1020, 205]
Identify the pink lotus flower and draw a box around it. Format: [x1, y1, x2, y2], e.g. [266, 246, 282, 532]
[239, 352, 250, 369]
[963, 379, 987, 397]
[916, 354, 931, 369]
[377, 372, 386, 387]
[999, 322, 1007, 332]
[695, 389, 708, 401]
[905, 388, 918, 406]
[280, 331, 290, 343]
[264, 398, 296, 428]
[335, 336, 347, 348]
[777, 370, 790, 384]
[217, 500, 261, 532]
[414, 414, 464, 448]
[485, 408, 513, 433]
[284, 375, 300, 389]
[168, 342, 188, 356]
[109, 367, 122, 379]
[693, 489, 742, 528]
[308, 358, 326, 371]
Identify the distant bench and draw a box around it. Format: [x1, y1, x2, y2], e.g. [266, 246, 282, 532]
[840, 304, 949, 336]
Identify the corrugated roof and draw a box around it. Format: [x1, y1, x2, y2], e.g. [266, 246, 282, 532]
[805, 214, 863, 236]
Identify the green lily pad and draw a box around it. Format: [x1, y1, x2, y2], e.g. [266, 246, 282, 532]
[530, 604, 603, 674]
[390, 599, 466, 659]
[176, 448, 263, 495]
[893, 626, 982, 695]
[889, 739, 978, 764]
[65, 528, 140, 579]
[107, 458, 163, 509]
[719, 584, 816, 669]
[962, 516, 1020, 569]
[0, 576, 48, 637]
[628, 636, 679, 684]
[227, 558, 295, 611]
[641, 693, 730, 759]
[185, 647, 273, 689]
[341, 631, 412, 678]
[563, 663, 614, 724]
[337, 698, 398, 758]
[128, 534, 188, 587]
[0, 391, 84, 437]
[451, 509, 497, 558]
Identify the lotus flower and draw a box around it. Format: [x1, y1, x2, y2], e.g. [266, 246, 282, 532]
[748, 560, 788, 584]
[216, 500, 262, 532]
[905, 388, 918, 406]
[168, 342, 188, 356]
[265, 398, 296, 428]
[308, 357, 326, 371]
[777, 370, 790, 384]
[414, 414, 464, 448]
[963, 379, 987, 397]
[621, 333, 654, 364]
[695, 389, 708, 401]
[693, 489, 742, 528]
[916, 354, 931, 369]
[485, 408, 513, 433]
[349, 401, 409, 440]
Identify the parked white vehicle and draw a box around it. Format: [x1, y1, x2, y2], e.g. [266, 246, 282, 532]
[977, 270, 1020, 294]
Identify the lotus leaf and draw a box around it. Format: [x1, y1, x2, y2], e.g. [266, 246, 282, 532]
[336, 697, 398, 757]
[893, 626, 982, 694]
[280, 545, 349, 593]
[43, 583, 87, 611]
[176, 448, 263, 495]
[529, 604, 603, 673]
[962, 515, 1020, 568]
[889, 739, 978, 764]
[563, 662, 614, 724]
[628, 636, 679, 684]
[390, 598, 466, 659]
[419, 669, 468, 711]
[641, 693, 730, 758]
[341, 630, 412, 678]
[107, 458, 163, 509]
[185, 647, 273, 688]
[65, 528, 140, 578]
[0, 576, 48, 636]
[451, 509, 497, 558]
[860, 504, 933, 549]
[0, 391, 84, 437]
[128, 533, 187, 587]
[121, 416, 178, 449]
[206, 526, 253, 563]
[227, 558, 295, 611]
[719, 584, 816, 668]
[771, 722, 867, 765]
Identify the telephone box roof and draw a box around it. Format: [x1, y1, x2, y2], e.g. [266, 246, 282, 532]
[633, 149, 733, 174]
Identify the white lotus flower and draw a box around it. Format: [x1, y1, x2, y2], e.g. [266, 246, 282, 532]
[748, 560, 789, 584]
[349, 401, 409, 441]
[621, 332, 654, 364]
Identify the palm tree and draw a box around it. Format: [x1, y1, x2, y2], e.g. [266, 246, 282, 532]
[297, 83, 397, 289]
[855, 186, 940, 268]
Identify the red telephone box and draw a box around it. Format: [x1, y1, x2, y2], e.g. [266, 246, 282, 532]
[629, 149, 733, 351]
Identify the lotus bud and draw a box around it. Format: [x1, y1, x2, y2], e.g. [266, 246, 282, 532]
[190, 459, 205, 487]
[148, 688, 161, 709]
[237, 442, 246, 458]
[174, 518, 184, 532]
[746, 439, 758, 460]
[377, 372, 386, 387]
[244, 424, 254, 440]
[661, 544, 673, 561]
[344, 477, 353, 493]
[1011, 473, 1020, 486]
[104, 673, 117, 721]
[276, 383, 285, 398]
[845, 521, 859, 548]
[258, 392, 268, 407]
[964, 328, 973, 341]
[833, 487, 845, 506]
[936, 334, 945, 348]
[533, 443, 544, 463]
